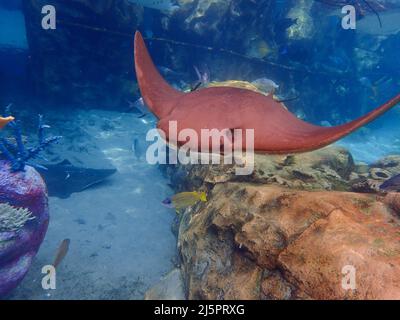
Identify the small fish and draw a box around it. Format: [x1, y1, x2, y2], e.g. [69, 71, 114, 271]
[53, 239, 70, 269]
[247, 38, 273, 59]
[251, 78, 279, 95]
[380, 174, 400, 192]
[132, 137, 145, 160]
[0, 116, 14, 130]
[158, 66, 184, 78]
[359, 76, 391, 100]
[126, 98, 149, 118]
[194, 65, 210, 86]
[162, 191, 207, 212]
[127, 0, 179, 11]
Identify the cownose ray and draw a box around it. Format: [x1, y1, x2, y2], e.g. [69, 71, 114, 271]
[36, 160, 117, 199]
[134, 31, 400, 154]
[0, 116, 14, 130]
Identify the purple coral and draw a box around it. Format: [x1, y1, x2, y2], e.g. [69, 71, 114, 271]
[0, 160, 49, 297]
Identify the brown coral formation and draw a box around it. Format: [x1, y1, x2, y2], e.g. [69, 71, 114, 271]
[157, 146, 400, 300]
[350, 155, 400, 193]
[165, 146, 355, 191]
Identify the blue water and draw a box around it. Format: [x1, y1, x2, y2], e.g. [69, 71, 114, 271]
[1, 0, 400, 299]
[0, 7, 27, 50]
[8, 110, 177, 300]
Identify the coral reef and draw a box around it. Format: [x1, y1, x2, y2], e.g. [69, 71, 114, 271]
[350, 155, 400, 193]
[0, 160, 49, 297]
[0, 115, 54, 296]
[156, 146, 400, 299]
[286, 0, 314, 40]
[178, 184, 400, 299]
[0, 203, 34, 233]
[164, 146, 355, 191]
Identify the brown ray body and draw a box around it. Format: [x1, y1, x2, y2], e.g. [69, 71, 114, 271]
[134, 31, 400, 154]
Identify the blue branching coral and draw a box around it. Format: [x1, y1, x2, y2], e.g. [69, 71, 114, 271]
[0, 115, 62, 172]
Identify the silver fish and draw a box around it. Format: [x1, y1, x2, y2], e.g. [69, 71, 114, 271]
[127, 0, 179, 11]
[251, 78, 279, 95]
[127, 98, 149, 118]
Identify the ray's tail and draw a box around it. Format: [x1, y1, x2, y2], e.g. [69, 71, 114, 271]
[134, 31, 183, 119]
[318, 93, 400, 147]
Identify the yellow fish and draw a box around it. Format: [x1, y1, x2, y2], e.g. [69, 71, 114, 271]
[0, 116, 14, 130]
[53, 239, 70, 269]
[247, 38, 272, 59]
[162, 191, 207, 212]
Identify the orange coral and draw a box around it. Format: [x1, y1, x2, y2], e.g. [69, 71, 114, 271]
[0, 116, 14, 130]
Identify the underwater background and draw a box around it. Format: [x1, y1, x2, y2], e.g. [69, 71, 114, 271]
[1, 0, 400, 300]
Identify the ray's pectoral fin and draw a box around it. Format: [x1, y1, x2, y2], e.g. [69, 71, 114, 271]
[134, 32, 183, 119]
[314, 93, 400, 151]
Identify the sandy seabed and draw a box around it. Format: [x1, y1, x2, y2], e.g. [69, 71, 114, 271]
[8, 109, 177, 300]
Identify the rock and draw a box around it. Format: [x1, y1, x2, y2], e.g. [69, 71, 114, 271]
[144, 269, 186, 300]
[176, 0, 231, 37]
[164, 146, 355, 192]
[350, 177, 381, 193]
[0, 161, 49, 297]
[350, 156, 400, 193]
[384, 192, 400, 215]
[163, 145, 400, 299]
[286, 0, 315, 40]
[369, 167, 391, 180]
[354, 162, 369, 175]
[370, 155, 400, 177]
[177, 182, 400, 299]
[261, 270, 294, 300]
